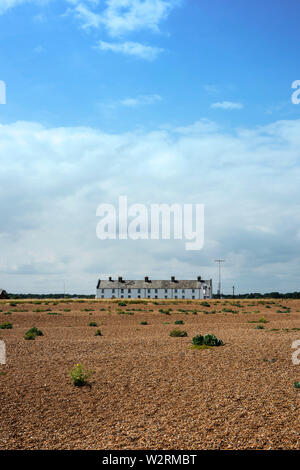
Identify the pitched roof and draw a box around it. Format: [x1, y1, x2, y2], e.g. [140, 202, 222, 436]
[97, 279, 211, 289]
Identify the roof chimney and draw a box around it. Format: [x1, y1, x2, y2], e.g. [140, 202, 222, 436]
[109, 276, 113, 281]
[197, 276, 201, 281]
[171, 276, 176, 282]
[118, 276, 123, 282]
[145, 276, 149, 282]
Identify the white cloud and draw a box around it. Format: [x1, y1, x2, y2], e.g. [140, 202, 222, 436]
[99, 0, 176, 37]
[120, 94, 162, 107]
[211, 101, 244, 110]
[96, 40, 163, 60]
[0, 118, 300, 294]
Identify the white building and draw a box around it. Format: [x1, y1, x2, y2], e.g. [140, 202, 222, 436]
[96, 276, 213, 300]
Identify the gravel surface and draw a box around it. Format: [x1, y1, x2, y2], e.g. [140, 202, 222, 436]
[0, 298, 299, 449]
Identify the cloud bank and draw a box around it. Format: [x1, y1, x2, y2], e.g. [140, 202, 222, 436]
[0, 118, 300, 294]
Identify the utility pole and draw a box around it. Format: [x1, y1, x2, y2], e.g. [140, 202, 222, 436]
[215, 259, 225, 298]
[63, 281, 65, 299]
[232, 285, 235, 298]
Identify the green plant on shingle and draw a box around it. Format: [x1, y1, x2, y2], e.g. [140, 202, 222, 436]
[255, 325, 264, 329]
[170, 329, 187, 337]
[159, 308, 172, 315]
[24, 326, 43, 340]
[140, 321, 148, 325]
[192, 333, 223, 347]
[174, 320, 184, 325]
[0, 322, 12, 329]
[94, 329, 102, 336]
[89, 321, 97, 327]
[70, 363, 92, 387]
[294, 382, 300, 389]
[118, 301, 127, 307]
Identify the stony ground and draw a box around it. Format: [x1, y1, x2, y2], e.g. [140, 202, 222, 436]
[0, 298, 299, 450]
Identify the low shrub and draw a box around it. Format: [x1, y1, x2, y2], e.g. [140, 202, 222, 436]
[159, 308, 172, 315]
[118, 301, 127, 306]
[255, 325, 264, 329]
[94, 329, 102, 336]
[294, 382, 300, 389]
[89, 321, 97, 327]
[0, 322, 12, 329]
[192, 333, 223, 347]
[70, 363, 92, 387]
[170, 329, 187, 337]
[174, 320, 184, 325]
[140, 321, 148, 325]
[24, 326, 43, 340]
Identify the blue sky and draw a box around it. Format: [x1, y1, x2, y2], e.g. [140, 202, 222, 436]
[0, 0, 300, 294]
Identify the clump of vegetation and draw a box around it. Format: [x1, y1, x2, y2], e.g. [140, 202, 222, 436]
[159, 308, 172, 315]
[174, 320, 184, 325]
[200, 301, 210, 307]
[63, 308, 71, 312]
[118, 301, 127, 306]
[222, 308, 238, 314]
[255, 325, 264, 330]
[294, 382, 300, 389]
[47, 312, 60, 315]
[192, 309, 198, 315]
[0, 322, 12, 329]
[82, 308, 95, 312]
[192, 333, 223, 347]
[94, 329, 102, 336]
[203, 310, 216, 314]
[258, 317, 268, 323]
[140, 321, 148, 325]
[170, 329, 187, 337]
[24, 326, 43, 340]
[70, 363, 92, 387]
[263, 358, 276, 363]
[9, 302, 17, 307]
[89, 321, 97, 327]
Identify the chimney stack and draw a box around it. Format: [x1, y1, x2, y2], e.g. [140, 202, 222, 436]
[171, 276, 176, 282]
[109, 276, 112, 281]
[197, 276, 201, 281]
[118, 276, 123, 282]
[145, 276, 149, 282]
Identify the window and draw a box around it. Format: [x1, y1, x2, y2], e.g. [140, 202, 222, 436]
[128, 289, 131, 293]
[148, 289, 150, 293]
[101, 289, 104, 293]
[138, 295, 141, 298]
[175, 289, 177, 293]
[165, 295, 167, 299]
[182, 295, 185, 299]
[128, 294, 131, 298]
[101, 295, 104, 299]
[121, 288, 124, 293]
[182, 289, 185, 293]
[138, 289, 141, 293]
[192, 289, 195, 293]
[121, 295, 124, 298]
[165, 289, 167, 293]
[155, 295, 158, 299]
[147, 295, 150, 299]
[175, 295, 177, 299]
[155, 289, 158, 293]
[112, 288, 115, 293]
[192, 295, 195, 299]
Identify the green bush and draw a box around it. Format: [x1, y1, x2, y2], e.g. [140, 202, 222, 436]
[24, 326, 43, 340]
[118, 301, 127, 306]
[89, 321, 97, 327]
[255, 325, 264, 329]
[159, 308, 172, 315]
[192, 333, 223, 347]
[70, 363, 92, 387]
[174, 320, 184, 325]
[294, 382, 300, 389]
[170, 329, 187, 337]
[0, 322, 12, 329]
[140, 321, 148, 325]
[94, 329, 102, 336]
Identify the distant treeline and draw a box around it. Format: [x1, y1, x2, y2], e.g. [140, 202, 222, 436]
[214, 292, 300, 299]
[7, 293, 95, 299]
